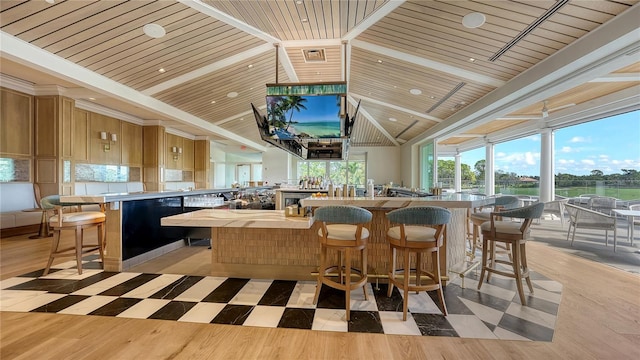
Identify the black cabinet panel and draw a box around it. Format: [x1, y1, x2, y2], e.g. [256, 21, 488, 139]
[121, 197, 185, 260]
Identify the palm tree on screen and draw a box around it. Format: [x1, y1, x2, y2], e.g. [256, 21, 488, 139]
[284, 96, 308, 131]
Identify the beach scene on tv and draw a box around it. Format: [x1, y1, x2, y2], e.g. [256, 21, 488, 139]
[266, 94, 342, 140]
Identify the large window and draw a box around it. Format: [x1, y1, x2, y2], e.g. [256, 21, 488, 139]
[297, 154, 366, 187]
[420, 142, 434, 190]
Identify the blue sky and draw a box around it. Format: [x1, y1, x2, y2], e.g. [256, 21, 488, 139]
[294, 95, 341, 123]
[459, 110, 640, 176]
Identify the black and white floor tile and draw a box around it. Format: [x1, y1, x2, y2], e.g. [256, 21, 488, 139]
[0, 257, 562, 341]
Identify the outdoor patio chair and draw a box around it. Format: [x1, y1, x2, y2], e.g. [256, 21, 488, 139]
[543, 198, 569, 226]
[565, 203, 618, 252]
[588, 196, 618, 215]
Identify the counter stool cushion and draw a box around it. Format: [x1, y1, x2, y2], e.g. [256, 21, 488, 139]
[386, 206, 451, 321]
[318, 224, 370, 241]
[388, 226, 438, 243]
[41, 195, 106, 276]
[313, 205, 372, 321]
[477, 202, 544, 306]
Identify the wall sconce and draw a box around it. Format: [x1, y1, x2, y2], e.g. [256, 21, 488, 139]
[100, 131, 117, 152]
[171, 146, 182, 160]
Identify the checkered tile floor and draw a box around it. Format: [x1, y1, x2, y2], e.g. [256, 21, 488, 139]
[0, 257, 561, 341]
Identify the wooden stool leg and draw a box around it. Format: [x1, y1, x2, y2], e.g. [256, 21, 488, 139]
[43, 230, 61, 276]
[313, 246, 326, 305]
[477, 236, 488, 289]
[75, 226, 83, 275]
[487, 240, 496, 282]
[362, 247, 368, 300]
[433, 248, 447, 315]
[345, 248, 352, 321]
[402, 248, 410, 321]
[521, 242, 534, 293]
[97, 223, 105, 264]
[387, 247, 396, 297]
[512, 242, 526, 305]
[415, 252, 421, 292]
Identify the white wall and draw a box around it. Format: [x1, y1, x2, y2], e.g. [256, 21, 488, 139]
[400, 143, 415, 189]
[262, 147, 290, 185]
[352, 146, 402, 186]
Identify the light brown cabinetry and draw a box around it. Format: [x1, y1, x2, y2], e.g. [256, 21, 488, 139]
[121, 122, 142, 166]
[0, 88, 33, 157]
[182, 138, 194, 171]
[89, 113, 120, 165]
[73, 109, 90, 162]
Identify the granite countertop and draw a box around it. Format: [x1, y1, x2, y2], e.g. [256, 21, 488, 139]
[161, 209, 314, 229]
[300, 194, 494, 209]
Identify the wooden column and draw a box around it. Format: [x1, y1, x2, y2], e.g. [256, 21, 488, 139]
[34, 95, 74, 197]
[194, 139, 210, 189]
[142, 125, 166, 191]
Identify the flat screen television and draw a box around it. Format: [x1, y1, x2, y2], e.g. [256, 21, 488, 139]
[266, 94, 343, 140]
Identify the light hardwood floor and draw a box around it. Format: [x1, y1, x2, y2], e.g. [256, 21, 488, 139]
[1, 225, 639, 360]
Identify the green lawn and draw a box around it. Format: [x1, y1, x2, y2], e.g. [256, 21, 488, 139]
[497, 187, 640, 200]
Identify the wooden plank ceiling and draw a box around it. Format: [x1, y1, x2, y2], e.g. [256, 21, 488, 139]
[0, 0, 637, 150]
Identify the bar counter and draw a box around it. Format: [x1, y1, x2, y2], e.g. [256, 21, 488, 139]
[60, 187, 267, 272]
[161, 194, 493, 282]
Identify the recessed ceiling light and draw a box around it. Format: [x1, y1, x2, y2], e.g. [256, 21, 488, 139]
[429, 95, 436, 99]
[469, 57, 476, 62]
[227, 92, 239, 98]
[377, 59, 383, 64]
[462, 12, 486, 29]
[143, 23, 166, 38]
[316, 71, 321, 75]
[211, 100, 216, 104]
[158, 68, 165, 73]
[393, 85, 397, 89]
[296, 0, 303, 4]
[388, 117, 397, 122]
[88, 97, 96, 101]
[247, 64, 253, 69]
[409, 88, 422, 95]
[45, 0, 55, 4]
[302, 18, 308, 23]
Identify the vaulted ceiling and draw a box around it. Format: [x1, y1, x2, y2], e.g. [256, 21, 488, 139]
[1, 0, 639, 154]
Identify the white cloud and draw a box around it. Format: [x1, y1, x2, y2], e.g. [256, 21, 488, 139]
[526, 135, 540, 142]
[599, 154, 609, 159]
[560, 146, 572, 153]
[581, 159, 595, 166]
[570, 136, 588, 143]
[525, 152, 536, 165]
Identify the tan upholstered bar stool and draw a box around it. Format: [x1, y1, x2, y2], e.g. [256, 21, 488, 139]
[41, 195, 106, 276]
[477, 202, 545, 305]
[313, 205, 372, 321]
[469, 195, 520, 261]
[386, 206, 451, 320]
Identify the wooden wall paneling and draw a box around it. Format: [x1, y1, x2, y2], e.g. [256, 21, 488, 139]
[165, 133, 183, 170]
[35, 158, 57, 196]
[142, 125, 165, 191]
[194, 139, 210, 189]
[72, 108, 89, 162]
[120, 122, 142, 166]
[60, 97, 74, 159]
[182, 138, 194, 171]
[34, 96, 57, 157]
[89, 112, 120, 165]
[0, 88, 33, 157]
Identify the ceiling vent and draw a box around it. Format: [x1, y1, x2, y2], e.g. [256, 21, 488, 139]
[302, 49, 326, 62]
[488, 0, 569, 62]
[426, 82, 466, 113]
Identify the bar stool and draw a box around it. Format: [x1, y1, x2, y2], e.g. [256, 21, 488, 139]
[469, 195, 519, 260]
[477, 202, 545, 305]
[313, 205, 372, 321]
[41, 195, 106, 276]
[386, 206, 451, 320]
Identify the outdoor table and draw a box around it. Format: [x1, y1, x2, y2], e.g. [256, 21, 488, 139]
[612, 209, 640, 246]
